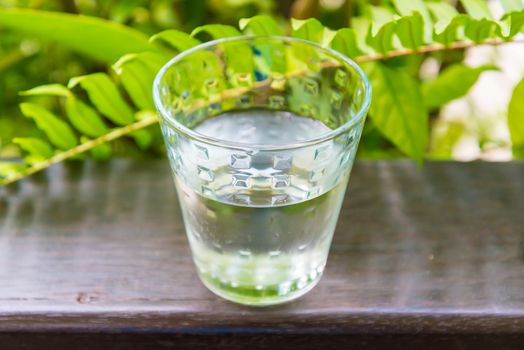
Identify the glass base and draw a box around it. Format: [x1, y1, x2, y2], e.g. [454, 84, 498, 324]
[197, 271, 323, 306]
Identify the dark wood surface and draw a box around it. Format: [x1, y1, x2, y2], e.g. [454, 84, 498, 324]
[1, 160, 524, 349]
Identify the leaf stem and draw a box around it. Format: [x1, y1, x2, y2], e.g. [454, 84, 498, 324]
[190, 38, 524, 111]
[355, 38, 524, 63]
[1, 113, 158, 186]
[2, 37, 523, 186]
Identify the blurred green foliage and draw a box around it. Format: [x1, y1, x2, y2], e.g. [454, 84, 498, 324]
[1, 0, 524, 186]
[0, 0, 337, 158]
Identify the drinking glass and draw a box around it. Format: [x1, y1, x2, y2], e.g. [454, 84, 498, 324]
[153, 36, 371, 306]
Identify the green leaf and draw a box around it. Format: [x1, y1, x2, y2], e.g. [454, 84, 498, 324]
[13, 137, 54, 159]
[190, 24, 250, 75]
[291, 18, 325, 42]
[239, 16, 282, 36]
[500, 0, 524, 12]
[113, 52, 168, 110]
[80, 136, 112, 160]
[149, 30, 201, 52]
[367, 19, 397, 54]
[508, 77, 524, 155]
[501, 10, 524, 38]
[366, 6, 398, 53]
[460, 0, 493, 19]
[427, 2, 463, 44]
[287, 18, 326, 72]
[130, 129, 153, 150]
[0, 9, 156, 63]
[129, 111, 156, 150]
[19, 102, 77, 150]
[90, 143, 112, 160]
[20, 84, 71, 97]
[321, 28, 337, 46]
[247, 36, 287, 76]
[463, 17, 500, 42]
[422, 64, 497, 110]
[351, 17, 373, 54]
[427, 1, 459, 25]
[329, 28, 363, 58]
[191, 24, 241, 39]
[20, 83, 110, 138]
[395, 12, 424, 50]
[65, 96, 108, 138]
[0, 162, 26, 181]
[391, 0, 433, 42]
[432, 14, 469, 45]
[68, 73, 134, 125]
[367, 63, 428, 163]
[370, 6, 395, 31]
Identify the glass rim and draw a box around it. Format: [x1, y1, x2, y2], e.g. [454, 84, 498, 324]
[153, 35, 372, 151]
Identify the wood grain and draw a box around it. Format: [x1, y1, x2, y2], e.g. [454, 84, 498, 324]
[1, 160, 524, 348]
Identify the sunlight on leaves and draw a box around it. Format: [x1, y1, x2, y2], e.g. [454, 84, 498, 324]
[329, 28, 363, 58]
[13, 137, 54, 160]
[392, 0, 433, 43]
[291, 18, 325, 42]
[191, 24, 241, 39]
[396, 12, 425, 50]
[460, 0, 494, 19]
[19, 103, 77, 150]
[367, 63, 428, 163]
[239, 16, 282, 36]
[113, 52, 169, 110]
[65, 96, 108, 138]
[68, 73, 135, 125]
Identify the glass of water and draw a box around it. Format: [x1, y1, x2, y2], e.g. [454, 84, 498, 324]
[153, 36, 371, 306]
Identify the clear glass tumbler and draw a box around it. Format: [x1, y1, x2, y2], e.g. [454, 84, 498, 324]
[153, 36, 371, 306]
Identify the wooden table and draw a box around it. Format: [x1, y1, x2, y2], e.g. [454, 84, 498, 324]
[1, 160, 523, 349]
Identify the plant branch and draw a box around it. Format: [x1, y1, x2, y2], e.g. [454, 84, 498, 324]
[188, 37, 524, 112]
[2, 37, 523, 187]
[355, 38, 524, 63]
[1, 113, 158, 187]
